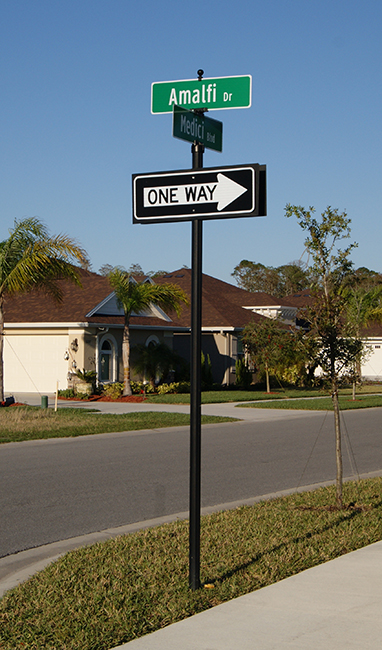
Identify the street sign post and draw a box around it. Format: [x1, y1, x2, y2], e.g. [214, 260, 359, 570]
[152, 75, 252, 114]
[173, 105, 223, 152]
[132, 164, 266, 223]
[135, 69, 264, 592]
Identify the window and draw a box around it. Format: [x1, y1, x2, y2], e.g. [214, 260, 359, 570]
[146, 334, 160, 347]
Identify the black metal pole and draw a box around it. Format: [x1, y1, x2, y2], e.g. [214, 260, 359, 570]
[189, 141, 204, 590]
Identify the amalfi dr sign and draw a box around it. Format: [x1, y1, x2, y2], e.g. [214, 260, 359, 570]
[151, 75, 252, 114]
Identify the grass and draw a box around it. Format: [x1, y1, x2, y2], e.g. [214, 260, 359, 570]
[0, 407, 237, 444]
[237, 394, 382, 410]
[0, 478, 381, 649]
[144, 384, 382, 404]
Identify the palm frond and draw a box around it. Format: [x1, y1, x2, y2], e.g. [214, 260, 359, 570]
[144, 283, 189, 317]
[0, 218, 88, 300]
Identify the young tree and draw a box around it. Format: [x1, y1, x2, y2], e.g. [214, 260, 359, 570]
[108, 268, 188, 396]
[285, 204, 362, 508]
[243, 318, 296, 393]
[0, 218, 88, 401]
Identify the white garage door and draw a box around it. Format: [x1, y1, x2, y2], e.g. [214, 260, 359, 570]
[362, 343, 382, 381]
[4, 334, 69, 393]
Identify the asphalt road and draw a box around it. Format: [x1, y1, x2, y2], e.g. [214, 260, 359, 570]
[1, 405, 381, 558]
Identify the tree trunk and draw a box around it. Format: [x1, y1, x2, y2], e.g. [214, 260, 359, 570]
[122, 318, 132, 396]
[265, 363, 270, 394]
[149, 376, 156, 390]
[332, 382, 343, 509]
[0, 299, 4, 402]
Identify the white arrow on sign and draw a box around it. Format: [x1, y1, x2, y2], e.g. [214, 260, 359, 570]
[143, 173, 247, 212]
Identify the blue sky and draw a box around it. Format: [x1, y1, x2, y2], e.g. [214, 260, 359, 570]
[1, 0, 381, 284]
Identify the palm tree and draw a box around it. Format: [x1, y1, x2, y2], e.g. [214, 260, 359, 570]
[132, 341, 186, 389]
[0, 217, 88, 401]
[108, 268, 189, 396]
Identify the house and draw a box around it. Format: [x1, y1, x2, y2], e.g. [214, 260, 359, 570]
[3, 269, 178, 393]
[2, 268, 273, 393]
[154, 269, 274, 384]
[354, 322, 382, 381]
[280, 289, 382, 381]
[5, 268, 381, 394]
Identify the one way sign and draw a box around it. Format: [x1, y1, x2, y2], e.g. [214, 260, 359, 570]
[132, 164, 266, 223]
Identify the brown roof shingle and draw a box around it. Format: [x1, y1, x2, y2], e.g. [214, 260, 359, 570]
[4, 267, 268, 330]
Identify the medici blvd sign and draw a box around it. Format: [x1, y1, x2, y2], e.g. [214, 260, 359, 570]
[173, 105, 223, 152]
[151, 75, 252, 114]
[132, 164, 266, 224]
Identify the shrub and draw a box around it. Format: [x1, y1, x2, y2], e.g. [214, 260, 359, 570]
[75, 369, 97, 383]
[130, 381, 143, 394]
[201, 351, 213, 390]
[130, 381, 156, 394]
[102, 382, 124, 399]
[235, 358, 253, 389]
[58, 389, 88, 400]
[157, 381, 190, 394]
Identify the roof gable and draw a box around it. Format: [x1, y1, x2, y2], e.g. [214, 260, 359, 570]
[85, 291, 171, 321]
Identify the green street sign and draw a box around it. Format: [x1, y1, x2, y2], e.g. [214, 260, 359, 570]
[172, 105, 223, 152]
[151, 75, 252, 114]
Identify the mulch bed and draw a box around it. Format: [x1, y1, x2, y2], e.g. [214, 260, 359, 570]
[97, 395, 145, 403]
[58, 395, 145, 403]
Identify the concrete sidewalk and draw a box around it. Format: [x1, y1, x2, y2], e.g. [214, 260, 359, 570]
[11, 391, 321, 421]
[111, 540, 382, 650]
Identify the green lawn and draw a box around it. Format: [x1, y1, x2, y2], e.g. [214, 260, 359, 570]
[1, 478, 381, 649]
[144, 385, 382, 404]
[0, 407, 237, 444]
[237, 394, 382, 410]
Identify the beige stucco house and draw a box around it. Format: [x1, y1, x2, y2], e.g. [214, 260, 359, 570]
[4, 269, 381, 394]
[2, 268, 272, 393]
[3, 270, 178, 393]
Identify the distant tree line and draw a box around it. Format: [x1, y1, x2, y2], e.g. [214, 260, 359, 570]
[98, 263, 190, 278]
[232, 259, 382, 298]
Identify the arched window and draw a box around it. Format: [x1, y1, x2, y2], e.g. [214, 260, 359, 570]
[145, 334, 159, 347]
